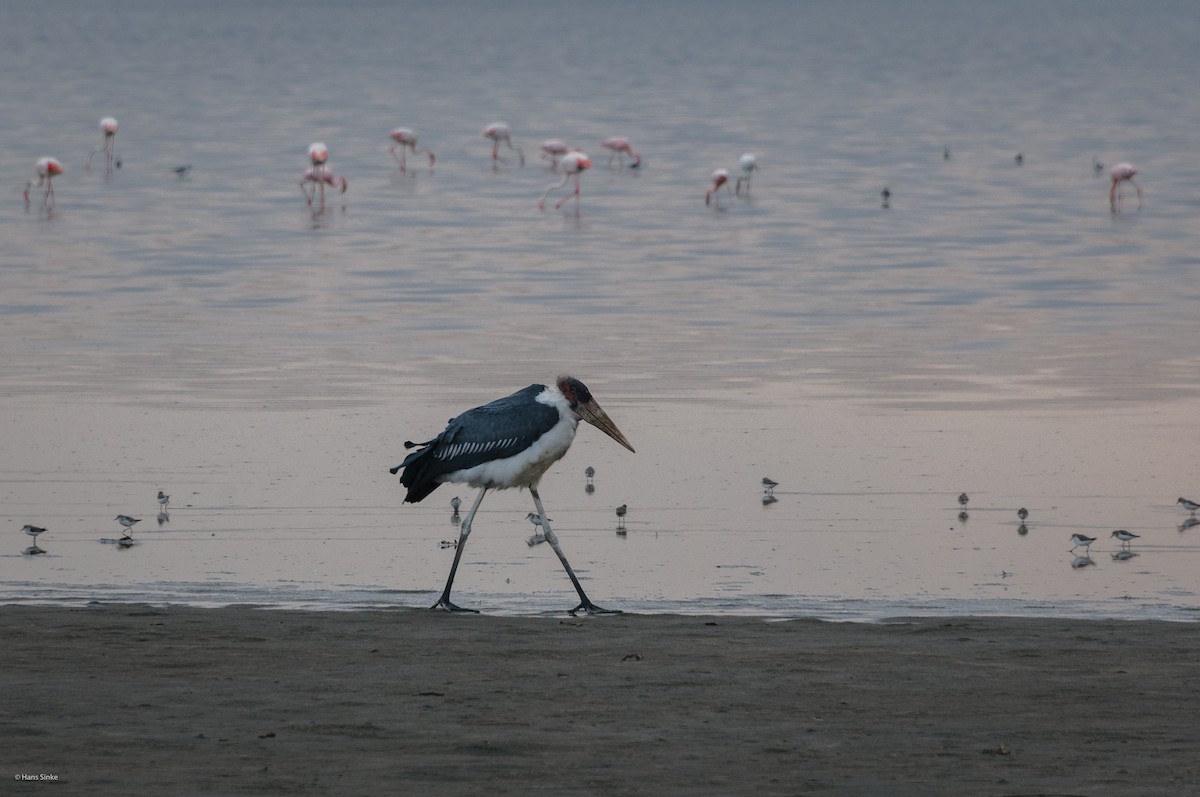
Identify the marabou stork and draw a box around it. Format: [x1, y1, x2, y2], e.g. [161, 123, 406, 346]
[391, 375, 635, 615]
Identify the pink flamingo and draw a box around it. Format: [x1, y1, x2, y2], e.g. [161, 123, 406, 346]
[388, 127, 435, 172]
[24, 157, 65, 208]
[705, 168, 731, 207]
[538, 151, 591, 213]
[600, 136, 642, 169]
[86, 116, 119, 174]
[1109, 162, 1143, 212]
[299, 142, 347, 207]
[540, 139, 569, 169]
[482, 122, 524, 166]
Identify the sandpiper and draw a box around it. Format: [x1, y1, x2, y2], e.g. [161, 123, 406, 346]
[1017, 507, 1028, 521]
[1111, 529, 1140, 548]
[116, 515, 141, 536]
[21, 524, 47, 543]
[1069, 533, 1096, 552]
[1177, 497, 1200, 514]
[157, 491, 170, 511]
[762, 477, 778, 495]
[958, 493, 969, 509]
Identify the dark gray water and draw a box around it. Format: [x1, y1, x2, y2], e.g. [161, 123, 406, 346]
[3, 0, 1199, 618]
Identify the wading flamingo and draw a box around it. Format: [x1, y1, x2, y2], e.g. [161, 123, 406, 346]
[24, 157, 65, 208]
[539, 151, 591, 213]
[86, 116, 119, 174]
[600, 136, 641, 168]
[540, 139, 569, 169]
[1109, 162, 1143, 212]
[736, 153, 758, 195]
[299, 142, 347, 207]
[389, 127, 435, 172]
[482, 122, 524, 166]
[705, 168, 730, 207]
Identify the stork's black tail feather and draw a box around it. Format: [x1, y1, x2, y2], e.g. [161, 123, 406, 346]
[392, 439, 443, 503]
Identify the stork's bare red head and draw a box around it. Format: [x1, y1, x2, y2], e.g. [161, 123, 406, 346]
[557, 375, 635, 453]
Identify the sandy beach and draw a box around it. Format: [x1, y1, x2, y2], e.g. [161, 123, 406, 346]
[3, 605, 1196, 795]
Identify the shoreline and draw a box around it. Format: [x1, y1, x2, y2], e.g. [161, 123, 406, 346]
[5, 604, 1198, 795]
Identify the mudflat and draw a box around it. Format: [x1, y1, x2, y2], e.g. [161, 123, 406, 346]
[3, 605, 1196, 796]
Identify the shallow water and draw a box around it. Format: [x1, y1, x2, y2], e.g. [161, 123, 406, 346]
[2, 0, 1199, 620]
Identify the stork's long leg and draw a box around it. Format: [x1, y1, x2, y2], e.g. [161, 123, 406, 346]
[530, 487, 620, 616]
[432, 487, 488, 612]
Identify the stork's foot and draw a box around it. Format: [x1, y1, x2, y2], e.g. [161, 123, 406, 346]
[569, 601, 622, 617]
[431, 598, 479, 614]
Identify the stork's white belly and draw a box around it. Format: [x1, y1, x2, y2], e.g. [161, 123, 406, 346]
[444, 416, 578, 490]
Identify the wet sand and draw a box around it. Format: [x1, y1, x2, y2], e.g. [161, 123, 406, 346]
[3, 605, 1196, 796]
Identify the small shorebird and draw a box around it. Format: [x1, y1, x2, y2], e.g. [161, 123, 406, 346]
[1069, 533, 1096, 552]
[116, 515, 141, 536]
[615, 504, 627, 530]
[526, 516, 548, 546]
[526, 514, 548, 545]
[1111, 529, 1140, 548]
[450, 496, 461, 513]
[1177, 497, 1199, 514]
[762, 477, 778, 495]
[22, 525, 47, 546]
[585, 466, 595, 484]
[157, 491, 170, 511]
[1017, 507, 1028, 521]
[958, 493, 969, 509]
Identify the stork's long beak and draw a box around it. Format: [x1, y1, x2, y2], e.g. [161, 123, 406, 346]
[576, 399, 635, 453]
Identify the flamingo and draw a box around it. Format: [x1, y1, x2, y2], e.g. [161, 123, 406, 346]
[24, 157, 65, 208]
[86, 116, 119, 174]
[482, 122, 524, 166]
[1109, 162, 1143, 212]
[299, 142, 347, 207]
[736, 153, 758, 195]
[388, 127, 435, 172]
[705, 168, 731, 207]
[538, 150, 591, 213]
[539, 139, 569, 169]
[600, 136, 641, 169]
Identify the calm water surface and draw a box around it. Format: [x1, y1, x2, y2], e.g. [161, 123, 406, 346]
[2, 0, 1200, 619]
